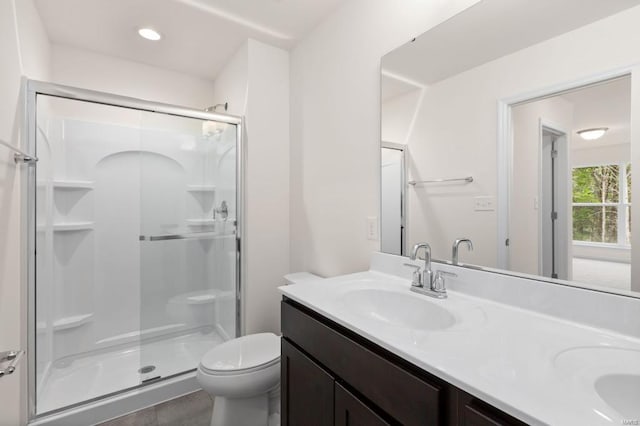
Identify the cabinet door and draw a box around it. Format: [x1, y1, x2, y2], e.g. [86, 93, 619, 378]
[335, 383, 391, 426]
[281, 338, 334, 426]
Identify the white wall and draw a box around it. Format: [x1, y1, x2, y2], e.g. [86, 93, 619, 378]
[0, 2, 27, 421]
[396, 6, 640, 291]
[212, 42, 248, 116]
[290, 0, 482, 277]
[244, 40, 290, 334]
[0, 0, 50, 423]
[572, 143, 630, 166]
[51, 44, 216, 109]
[215, 40, 290, 335]
[381, 89, 422, 144]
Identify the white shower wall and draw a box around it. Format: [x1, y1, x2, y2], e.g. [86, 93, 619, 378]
[35, 98, 237, 407]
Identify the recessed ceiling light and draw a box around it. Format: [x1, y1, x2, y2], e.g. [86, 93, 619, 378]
[577, 127, 608, 141]
[138, 28, 162, 41]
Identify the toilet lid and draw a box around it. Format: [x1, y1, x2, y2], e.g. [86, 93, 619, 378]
[200, 333, 280, 373]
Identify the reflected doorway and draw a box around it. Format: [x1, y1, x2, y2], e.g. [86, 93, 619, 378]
[509, 75, 632, 290]
[540, 125, 569, 280]
[381, 143, 406, 256]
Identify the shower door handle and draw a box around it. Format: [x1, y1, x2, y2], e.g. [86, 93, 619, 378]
[213, 200, 228, 220]
[0, 350, 24, 378]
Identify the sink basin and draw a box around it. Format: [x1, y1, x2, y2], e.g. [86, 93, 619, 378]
[553, 346, 640, 418]
[595, 374, 640, 418]
[341, 289, 456, 331]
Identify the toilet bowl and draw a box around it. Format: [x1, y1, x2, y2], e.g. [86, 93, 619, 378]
[197, 272, 322, 426]
[198, 333, 280, 426]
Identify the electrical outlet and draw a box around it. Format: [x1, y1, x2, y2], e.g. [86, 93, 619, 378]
[474, 196, 495, 211]
[366, 216, 379, 240]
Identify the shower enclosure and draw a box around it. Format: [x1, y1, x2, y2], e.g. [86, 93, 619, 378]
[25, 81, 243, 419]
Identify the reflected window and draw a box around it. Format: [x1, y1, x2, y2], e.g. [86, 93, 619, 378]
[572, 163, 631, 245]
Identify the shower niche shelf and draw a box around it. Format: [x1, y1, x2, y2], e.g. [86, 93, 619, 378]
[53, 180, 94, 190]
[52, 222, 95, 232]
[37, 314, 95, 333]
[186, 185, 216, 192]
[36, 222, 94, 232]
[52, 314, 94, 332]
[38, 180, 95, 190]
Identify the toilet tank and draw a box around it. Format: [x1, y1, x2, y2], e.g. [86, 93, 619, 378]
[283, 272, 322, 286]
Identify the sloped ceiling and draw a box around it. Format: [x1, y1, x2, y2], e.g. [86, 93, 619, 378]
[35, 0, 346, 79]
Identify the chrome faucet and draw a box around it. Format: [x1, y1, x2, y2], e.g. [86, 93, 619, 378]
[404, 243, 451, 299]
[410, 242, 433, 288]
[452, 238, 473, 265]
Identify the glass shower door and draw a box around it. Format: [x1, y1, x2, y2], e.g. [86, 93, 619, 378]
[33, 95, 147, 414]
[29, 82, 243, 420]
[138, 111, 239, 383]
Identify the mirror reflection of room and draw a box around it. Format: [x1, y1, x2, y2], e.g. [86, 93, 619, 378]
[511, 77, 631, 290]
[380, 1, 640, 296]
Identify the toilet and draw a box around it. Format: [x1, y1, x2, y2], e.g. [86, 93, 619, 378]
[197, 272, 322, 426]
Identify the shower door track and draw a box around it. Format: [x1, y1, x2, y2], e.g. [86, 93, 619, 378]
[23, 79, 245, 422]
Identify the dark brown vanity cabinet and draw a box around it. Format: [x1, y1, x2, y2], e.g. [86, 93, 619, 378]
[281, 298, 528, 426]
[281, 339, 334, 426]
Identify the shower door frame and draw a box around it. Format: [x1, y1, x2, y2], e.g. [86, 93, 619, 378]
[24, 79, 245, 420]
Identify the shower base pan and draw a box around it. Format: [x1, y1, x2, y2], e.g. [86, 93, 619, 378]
[31, 328, 224, 424]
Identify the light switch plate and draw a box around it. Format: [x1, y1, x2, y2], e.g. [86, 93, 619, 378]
[366, 216, 379, 240]
[474, 196, 495, 211]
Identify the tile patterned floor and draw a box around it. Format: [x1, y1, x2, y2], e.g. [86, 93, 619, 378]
[98, 391, 213, 426]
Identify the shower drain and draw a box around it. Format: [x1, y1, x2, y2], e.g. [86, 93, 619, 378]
[138, 365, 156, 374]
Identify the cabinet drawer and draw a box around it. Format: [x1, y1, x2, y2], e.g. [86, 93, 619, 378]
[282, 300, 443, 425]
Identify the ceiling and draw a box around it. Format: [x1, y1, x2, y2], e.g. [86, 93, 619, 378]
[380, 71, 422, 102]
[382, 0, 640, 86]
[35, 0, 346, 80]
[560, 76, 631, 150]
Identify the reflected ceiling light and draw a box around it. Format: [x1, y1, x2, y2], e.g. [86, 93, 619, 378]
[577, 127, 608, 140]
[138, 28, 162, 41]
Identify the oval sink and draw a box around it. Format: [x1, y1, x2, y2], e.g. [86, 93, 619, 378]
[553, 346, 640, 418]
[342, 289, 456, 331]
[595, 374, 640, 419]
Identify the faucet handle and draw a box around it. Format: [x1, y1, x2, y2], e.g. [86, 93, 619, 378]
[403, 263, 423, 287]
[433, 270, 456, 293]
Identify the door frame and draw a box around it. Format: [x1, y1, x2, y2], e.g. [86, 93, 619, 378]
[538, 121, 571, 280]
[497, 67, 633, 270]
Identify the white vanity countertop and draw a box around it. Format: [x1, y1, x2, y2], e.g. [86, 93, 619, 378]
[279, 270, 640, 426]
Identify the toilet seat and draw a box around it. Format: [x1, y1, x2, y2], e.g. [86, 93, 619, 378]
[199, 332, 280, 375]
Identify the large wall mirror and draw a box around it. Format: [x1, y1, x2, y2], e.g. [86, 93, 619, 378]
[380, 0, 640, 296]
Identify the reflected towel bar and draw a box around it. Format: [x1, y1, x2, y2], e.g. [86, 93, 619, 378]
[408, 176, 473, 186]
[0, 138, 38, 164]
